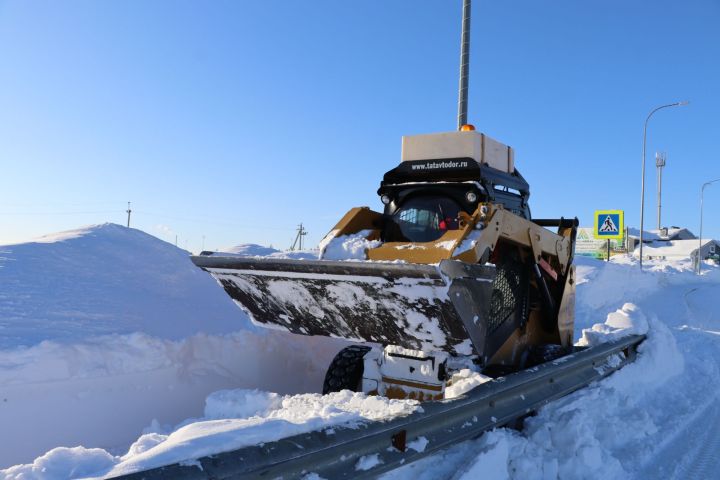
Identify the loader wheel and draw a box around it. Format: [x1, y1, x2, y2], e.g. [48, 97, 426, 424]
[525, 344, 568, 368]
[322, 345, 372, 394]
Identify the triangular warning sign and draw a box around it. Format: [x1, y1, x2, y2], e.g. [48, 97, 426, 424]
[599, 215, 618, 233]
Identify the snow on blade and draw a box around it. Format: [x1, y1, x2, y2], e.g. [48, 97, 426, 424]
[319, 230, 382, 260]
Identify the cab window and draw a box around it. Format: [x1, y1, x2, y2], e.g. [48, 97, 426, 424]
[386, 196, 462, 242]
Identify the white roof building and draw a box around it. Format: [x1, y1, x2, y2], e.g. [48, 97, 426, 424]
[627, 227, 696, 242]
[636, 238, 720, 261]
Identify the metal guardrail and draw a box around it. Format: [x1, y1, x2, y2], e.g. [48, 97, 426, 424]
[111, 335, 643, 480]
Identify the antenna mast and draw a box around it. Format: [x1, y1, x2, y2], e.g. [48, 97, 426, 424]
[457, 0, 472, 129]
[126, 202, 132, 228]
[656, 152, 666, 230]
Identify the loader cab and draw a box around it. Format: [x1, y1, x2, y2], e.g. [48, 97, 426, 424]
[377, 158, 531, 243]
[379, 183, 484, 242]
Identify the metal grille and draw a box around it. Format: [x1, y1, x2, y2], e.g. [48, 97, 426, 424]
[487, 260, 528, 333]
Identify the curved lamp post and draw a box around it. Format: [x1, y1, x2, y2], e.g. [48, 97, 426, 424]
[698, 178, 720, 274]
[639, 101, 689, 269]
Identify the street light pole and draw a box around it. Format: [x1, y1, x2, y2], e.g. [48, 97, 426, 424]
[698, 178, 720, 274]
[457, 0, 471, 130]
[639, 101, 688, 269]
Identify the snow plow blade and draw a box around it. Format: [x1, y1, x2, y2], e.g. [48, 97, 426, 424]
[191, 255, 521, 359]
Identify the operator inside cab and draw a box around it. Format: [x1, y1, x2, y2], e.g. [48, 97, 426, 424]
[383, 195, 463, 243]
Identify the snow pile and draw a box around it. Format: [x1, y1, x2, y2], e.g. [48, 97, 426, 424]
[0, 224, 349, 468]
[577, 302, 649, 347]
[0, 223, 255, 347]
[445, 369, 493, 399]
[0, 447, 116, 480]
[1, 390, 420, 479]
[105, 390, 418, 477]
[319, 230, 382, 260]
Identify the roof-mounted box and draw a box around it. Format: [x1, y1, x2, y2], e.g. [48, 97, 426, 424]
[401, 131, 514, 173]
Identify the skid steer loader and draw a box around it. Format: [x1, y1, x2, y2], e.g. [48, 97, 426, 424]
[192, 127, 578, 401]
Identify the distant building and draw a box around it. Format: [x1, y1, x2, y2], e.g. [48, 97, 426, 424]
[635, 238, 720, 263]
[621, 226, 719, 263]
[626, 226, 697, 253]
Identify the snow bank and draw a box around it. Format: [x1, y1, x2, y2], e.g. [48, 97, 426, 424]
[1, 390, 420, 479]
[0, 224, 350, 468]
[0, 447, 116, 480]
[221, 243, 281, 256]
[0, 223, 257, 348]
[105, 390, 418, 477]
[456, 433, 515, 480]
[217, 243, 318, 260]
[390, 315, 688, 480]
[450, 313, 685, 479]
[0, 329, 348, 470]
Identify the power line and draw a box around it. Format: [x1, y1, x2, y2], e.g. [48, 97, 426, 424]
[0, 210, 122, 216]
[133, 210, 298, 231]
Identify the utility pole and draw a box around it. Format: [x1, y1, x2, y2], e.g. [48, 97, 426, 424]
[126, 202, 132, 228]
[656, 152, 666, 230]
[290, 223, 308, 251]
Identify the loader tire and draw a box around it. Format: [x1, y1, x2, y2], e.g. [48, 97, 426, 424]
[322, 345, 372, 394]
[525, 344, 568, 367]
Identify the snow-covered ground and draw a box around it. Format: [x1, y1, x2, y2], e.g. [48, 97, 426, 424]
[1, 225, 719, 479]
[385, 256, 720, 479]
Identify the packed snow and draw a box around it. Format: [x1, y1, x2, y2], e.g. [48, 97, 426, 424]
[2, 225, 720, 479]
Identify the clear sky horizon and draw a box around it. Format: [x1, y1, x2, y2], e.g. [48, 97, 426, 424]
[1, 0, 719, 252]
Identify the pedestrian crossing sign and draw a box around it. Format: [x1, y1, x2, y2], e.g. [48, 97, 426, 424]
[594, 210, 624, 239]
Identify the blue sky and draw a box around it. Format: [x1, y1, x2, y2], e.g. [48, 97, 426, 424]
[1, 0, 719, 251]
